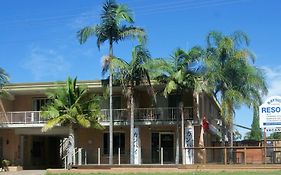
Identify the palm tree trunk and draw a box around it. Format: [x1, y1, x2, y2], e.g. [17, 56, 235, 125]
[129, 87, 134, 164]
[176, 102, 183, 164]
[109, 41, 113, 165]
[181, 101, 185, 164]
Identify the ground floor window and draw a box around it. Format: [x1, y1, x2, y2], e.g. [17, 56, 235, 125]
[103, 132, 125, 155]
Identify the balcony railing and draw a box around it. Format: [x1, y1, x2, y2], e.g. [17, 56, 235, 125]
[0, 111, 46, 124]
[0, 107, 193, 125]
[101, 107, 193, 121]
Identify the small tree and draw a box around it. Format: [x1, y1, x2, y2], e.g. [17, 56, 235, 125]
[41, 77, 103, 167]
[268, 132, 281, 140]
[248, 105, 262, 141]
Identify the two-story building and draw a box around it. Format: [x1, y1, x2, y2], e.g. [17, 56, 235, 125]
[0, 80, 222, 169]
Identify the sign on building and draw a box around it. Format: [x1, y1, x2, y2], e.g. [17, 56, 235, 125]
[133, 127, 141, 164]
[259, 96, 281, 130]
[185, 126, 194, 164]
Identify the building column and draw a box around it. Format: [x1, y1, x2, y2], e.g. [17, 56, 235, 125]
[20, 135, 24, 166]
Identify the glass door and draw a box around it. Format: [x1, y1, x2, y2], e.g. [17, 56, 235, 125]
[151, 133, 174, 164]
[151, 133, 160, 163]
[161, 133, 174, 163]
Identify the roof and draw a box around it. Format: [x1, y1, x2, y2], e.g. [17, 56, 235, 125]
[3, 80, 103, 95]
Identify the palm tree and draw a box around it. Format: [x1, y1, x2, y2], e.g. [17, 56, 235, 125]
[0, 68, 9, 86]
[148, 47, 205, 164]
[204, 31, 267, 160]
[41, 77, 103, 167]
[77, 0, 146, 164]
[109, 45, 152, 164]
[0, 67, 12, 119]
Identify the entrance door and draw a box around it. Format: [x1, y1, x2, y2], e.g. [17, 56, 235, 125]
[29, 136, 62, 169]
[151, 133, 174, 164]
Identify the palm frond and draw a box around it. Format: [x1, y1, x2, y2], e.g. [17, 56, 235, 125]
[41, 77, 103, 132]
[77, 26, 98, 44]
[119, 26, 147, 44]
[116, 4, 134, 23]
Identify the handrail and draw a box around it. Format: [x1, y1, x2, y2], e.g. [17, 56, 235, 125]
[0, 107, 193, 124]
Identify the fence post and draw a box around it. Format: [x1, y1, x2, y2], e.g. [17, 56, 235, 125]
[203, 148, 206, 164]
[64, 157, 67, 169]
[73, 148, 76, 165]
[78, 148, 82, 165]
[98, 148, 100, 165]
[264, 128, 267, 164]
[244, 147, 247, 165]
[264, 146, 267, 164]
[118, 147, 120, 165]
[224, 147, 227, 165]
[161, 147, 163, 165]
[85, 149, 87, 165]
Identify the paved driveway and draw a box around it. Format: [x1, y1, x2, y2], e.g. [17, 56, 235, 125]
[0, 170, 45, 175]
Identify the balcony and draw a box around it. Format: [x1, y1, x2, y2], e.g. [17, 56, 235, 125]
[0, 107, 193, 126]
[101, 107, 193, 122]
[0, 111, 45, 125]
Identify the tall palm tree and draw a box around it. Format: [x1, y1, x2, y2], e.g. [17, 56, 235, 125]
[204, 31, 267, 154]
[77, 0, 146, 164]
[148, 47, 205, 164]
[41, 77, 103, 167]
[109, 45, 152, 164]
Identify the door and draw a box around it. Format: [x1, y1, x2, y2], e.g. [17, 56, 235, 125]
[151, 133, 174, 163]
[161, 133, 174, 163]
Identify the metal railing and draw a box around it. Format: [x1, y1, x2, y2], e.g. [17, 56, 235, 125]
[68, 146, 281, 165]
[101, 107, 193, 121]
[0, 111, 46, 124]
[183, 146, 281, 165]
[0, 107, 193, 125]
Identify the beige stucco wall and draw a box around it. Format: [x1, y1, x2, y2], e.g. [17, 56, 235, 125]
[0, 99, 13, 112]
[76, 126, 130, 164]
[76, 125, 182, 164]
[0, 129, 20, 164]
[13, 95, 45, 111]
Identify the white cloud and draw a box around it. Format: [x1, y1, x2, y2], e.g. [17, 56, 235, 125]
[68, 9, 98, 30]
[262, 65, 281, 98]
[23, 47, 70, 81]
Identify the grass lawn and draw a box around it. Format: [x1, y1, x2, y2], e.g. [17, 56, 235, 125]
[46, 171, 281, 175]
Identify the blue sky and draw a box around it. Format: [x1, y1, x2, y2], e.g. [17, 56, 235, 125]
[1, 0, 281, 136]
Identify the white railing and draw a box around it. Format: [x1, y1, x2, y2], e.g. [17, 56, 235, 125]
[0, 107, 193, 125]
[0, 111, 46, 124]
[101, 107, 193, 121]
[101, 109, 128, 121]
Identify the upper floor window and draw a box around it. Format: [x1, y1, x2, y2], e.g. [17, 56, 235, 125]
[168, 94, 181, 107]
[101, 96, 121, 109]
[32, 98, 50, 111]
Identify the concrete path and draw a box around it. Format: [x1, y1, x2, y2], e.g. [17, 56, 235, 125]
[0, 170, 45, 175]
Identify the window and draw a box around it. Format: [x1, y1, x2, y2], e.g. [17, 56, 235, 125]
[101, 96, 121, 109]
[32, 98, 50, 111]
[168, 94, 181, 107]
[103, 132, 125, 154]
[113, 96, 121, 109]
